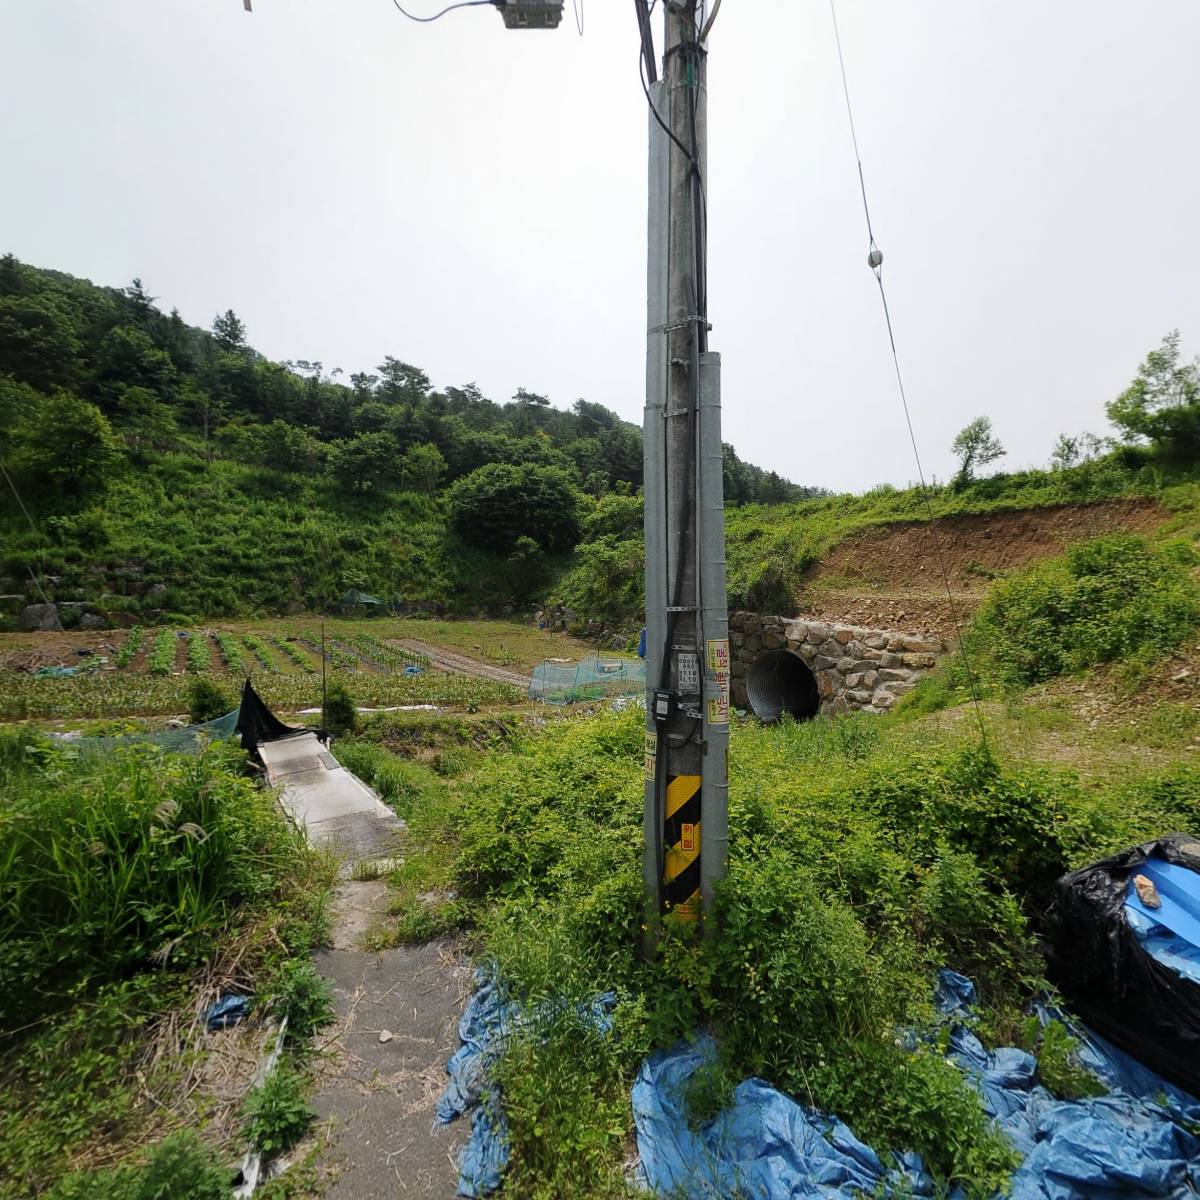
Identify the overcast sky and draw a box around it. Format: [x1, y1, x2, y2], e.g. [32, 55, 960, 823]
[3, 1, 1197, 491]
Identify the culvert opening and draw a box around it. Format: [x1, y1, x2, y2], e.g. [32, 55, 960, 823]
[747, 650, 820, 723]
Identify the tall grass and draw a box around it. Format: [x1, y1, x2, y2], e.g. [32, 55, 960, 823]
[0, 733, 303, 1028]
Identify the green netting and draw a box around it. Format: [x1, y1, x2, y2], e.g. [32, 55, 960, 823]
[529, 656, 646, 706]
[62, 708, 241, 756]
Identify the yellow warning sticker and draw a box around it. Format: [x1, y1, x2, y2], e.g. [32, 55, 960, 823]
[706, 638, 730, 674]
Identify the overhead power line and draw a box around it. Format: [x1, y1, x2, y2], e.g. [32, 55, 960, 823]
[828, 0, 989, 747]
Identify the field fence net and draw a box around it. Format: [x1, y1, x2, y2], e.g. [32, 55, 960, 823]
[529, 656, 645, 706]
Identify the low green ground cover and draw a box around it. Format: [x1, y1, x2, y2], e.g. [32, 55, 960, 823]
[371, 703, 1200, 1200]
[0, 731, 334, 1198]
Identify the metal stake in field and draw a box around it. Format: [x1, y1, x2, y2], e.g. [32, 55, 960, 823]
[321, 619, 328, 728]
[639, 0, 728, 952]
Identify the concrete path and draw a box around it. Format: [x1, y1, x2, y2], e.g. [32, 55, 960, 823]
[262, 733, 466, 1198]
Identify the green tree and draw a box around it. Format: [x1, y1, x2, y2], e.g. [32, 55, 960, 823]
[0, 295, 80, 391]
[115, 385, 177, 452]
[247, 420, 324, 473]
[377, 357, 430, 407]
[11, 391, 121, 496]
[400, 442, 446, 493]
[951, 416, 1006, 488]
[448, 462, 584, 552]
[211, 308, 247, 351]
[1107, 331, 1200, 460]
[95, 325, 177, 409]
[325, 431, 401, 491]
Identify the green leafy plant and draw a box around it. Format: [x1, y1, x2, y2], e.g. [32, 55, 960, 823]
[1023, 1016, 1107, 1100]
[241, 1065, 315, 1157]
[43, 1130, 230, 1200]
[271, 959, 334, 1041]
[323, 682, 356, 737]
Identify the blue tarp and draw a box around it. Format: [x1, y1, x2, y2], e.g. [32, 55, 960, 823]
[1125, 858, 1200, 986]
[442, 969, 1200, 1199]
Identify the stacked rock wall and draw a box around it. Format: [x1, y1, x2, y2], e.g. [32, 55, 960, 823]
[729, 611, 947, 716]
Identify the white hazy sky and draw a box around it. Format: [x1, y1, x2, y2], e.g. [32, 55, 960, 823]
[2, 1, 1197, 491]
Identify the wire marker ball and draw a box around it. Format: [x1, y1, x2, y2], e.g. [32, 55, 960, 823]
[867, 247, 883, 270]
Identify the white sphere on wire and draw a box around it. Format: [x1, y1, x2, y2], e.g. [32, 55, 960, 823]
[867, 248, 883, 269]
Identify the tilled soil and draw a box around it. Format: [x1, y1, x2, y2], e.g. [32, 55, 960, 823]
[392, 639, 531, 689]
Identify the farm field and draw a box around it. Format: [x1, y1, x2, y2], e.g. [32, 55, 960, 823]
[0, 618, 610, 721]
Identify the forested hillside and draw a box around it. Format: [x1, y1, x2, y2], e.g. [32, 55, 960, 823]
[0, 256, 814, 620]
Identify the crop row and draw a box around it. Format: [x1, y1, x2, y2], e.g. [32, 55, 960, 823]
[147, 629, 177, 676]
[215, 633, 245, 674]
[114, 626, 144, 669]
[272, 637, 316, 672]
[186, 633, 212, 673]
[346, 633, 431, 670]
[0, 667, 525, 720]
[242, 635, 277, 671]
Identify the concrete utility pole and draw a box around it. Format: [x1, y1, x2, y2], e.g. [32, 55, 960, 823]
[641, 0, 728, 947]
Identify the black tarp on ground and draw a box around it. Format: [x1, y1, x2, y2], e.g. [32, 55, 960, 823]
[1046, 833, 1200, 1095]
[235, 678, 316, 752]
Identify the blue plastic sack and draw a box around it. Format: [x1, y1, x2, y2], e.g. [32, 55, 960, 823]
[204, 992, 250, 1031]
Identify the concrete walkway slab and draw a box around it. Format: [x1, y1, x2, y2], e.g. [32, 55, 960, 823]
[260, 733, 401, 860]
[260, 734, 465, 1198]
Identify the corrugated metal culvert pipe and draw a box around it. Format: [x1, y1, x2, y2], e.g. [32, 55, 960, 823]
[746, 650, 820, 722]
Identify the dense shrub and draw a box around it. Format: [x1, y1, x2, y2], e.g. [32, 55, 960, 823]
[186, 676, 232, 723]
[433, 711, 1073, 1196]
[43, 1131, 229, 1200]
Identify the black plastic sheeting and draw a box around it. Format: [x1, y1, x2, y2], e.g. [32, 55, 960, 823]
[234, 678, 320, 752]
[1047, 833, 1200, 1096]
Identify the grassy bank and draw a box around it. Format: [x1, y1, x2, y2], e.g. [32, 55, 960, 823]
[0, 732, 335, 1198]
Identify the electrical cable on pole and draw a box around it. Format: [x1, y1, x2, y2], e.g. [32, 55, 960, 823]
[390, 0, 498, 22]
[828, 0, 989, 747]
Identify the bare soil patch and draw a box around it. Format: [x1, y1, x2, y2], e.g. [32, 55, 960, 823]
[798, 500, 1167, 637]
[393, 639, 531, 688]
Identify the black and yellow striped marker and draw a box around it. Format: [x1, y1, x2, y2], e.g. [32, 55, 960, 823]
[663, 773, 701, 920]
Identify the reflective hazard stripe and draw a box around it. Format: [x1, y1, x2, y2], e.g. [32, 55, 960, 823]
[663, 774, 701, 918]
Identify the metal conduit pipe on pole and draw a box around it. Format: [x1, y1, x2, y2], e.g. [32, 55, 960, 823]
[641, 0, 728, 953]
[642, 72, 671, 948]
[698, 350, 728, 912]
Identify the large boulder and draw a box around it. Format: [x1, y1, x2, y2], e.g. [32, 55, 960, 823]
[78, 612, 109, 631]
[18, 603, 59, 631]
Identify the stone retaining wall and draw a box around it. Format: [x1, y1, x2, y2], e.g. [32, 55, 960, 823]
[730, 611, 948, 716]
